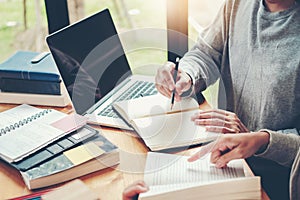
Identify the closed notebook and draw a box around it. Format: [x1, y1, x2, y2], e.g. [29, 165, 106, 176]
[20, 132, 119, 190]
[0, 104, 87, 163]
[0, 51, 60, 82]
[113, 94, 219, 151]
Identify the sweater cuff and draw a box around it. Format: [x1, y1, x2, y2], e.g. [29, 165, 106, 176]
[254, 129, 273, 156]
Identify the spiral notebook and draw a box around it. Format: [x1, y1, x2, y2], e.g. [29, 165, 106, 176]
[0, 104, 87, 163]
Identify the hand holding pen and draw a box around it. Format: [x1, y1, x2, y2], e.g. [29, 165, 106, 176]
[155, 58, 193, 107]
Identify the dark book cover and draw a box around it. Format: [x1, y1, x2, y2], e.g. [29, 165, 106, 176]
[19, 133, 119, 189]
[0, 78, 61, 95]
[0, 51, 60, 82]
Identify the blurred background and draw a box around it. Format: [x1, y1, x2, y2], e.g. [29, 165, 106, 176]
[0, 0, 223, 104]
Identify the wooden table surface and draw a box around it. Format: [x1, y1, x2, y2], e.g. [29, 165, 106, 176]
[0, 101, 269, 200]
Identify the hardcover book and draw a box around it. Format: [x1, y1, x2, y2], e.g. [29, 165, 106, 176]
[0, 51, 60, 82]
[20, 132, 119, 190]
[0, 77, 61, 95]
[0, 81, 69, 107]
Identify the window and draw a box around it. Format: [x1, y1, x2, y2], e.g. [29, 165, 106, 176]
[0, 0, 223, 77]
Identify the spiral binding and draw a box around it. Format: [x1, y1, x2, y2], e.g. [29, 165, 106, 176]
[0, 109, 52, 136]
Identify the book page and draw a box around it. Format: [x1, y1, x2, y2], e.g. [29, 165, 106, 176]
[144, 152, 245, 187]
[131, 110, 219, 150]
[113, 94, 199, 122]
[0, 122, 64, 161]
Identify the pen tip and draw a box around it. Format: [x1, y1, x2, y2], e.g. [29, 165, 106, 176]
[170, 104, 173, 110]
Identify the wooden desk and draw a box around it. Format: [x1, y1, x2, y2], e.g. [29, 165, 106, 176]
[0, 102, 269, 200]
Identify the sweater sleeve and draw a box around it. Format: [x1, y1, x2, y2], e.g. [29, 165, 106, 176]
[256, 131, 300, 168]
[179, 0, 231, 94]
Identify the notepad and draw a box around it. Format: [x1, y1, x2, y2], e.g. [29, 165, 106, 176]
[0, 104, 87, 163]
[113, 94, 219, 151]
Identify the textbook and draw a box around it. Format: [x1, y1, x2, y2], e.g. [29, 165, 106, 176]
[0, 51, 61, 95]
[0, 81, 69, 107]
[0, 77, 61, 95]
[0, 104, 87, 163]
[0, 51, 60, 82]
[139, 152, 261, 200]
[113, 94, 219, 151]
[20, 132, 119, 190]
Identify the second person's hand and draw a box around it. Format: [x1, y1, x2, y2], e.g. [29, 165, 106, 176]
[191, 109, 249, 133]
[155, 61, 192, 102]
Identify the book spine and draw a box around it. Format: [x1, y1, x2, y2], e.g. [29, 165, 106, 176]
[0, 71, 60, 82]
[0, 78, 61, 95]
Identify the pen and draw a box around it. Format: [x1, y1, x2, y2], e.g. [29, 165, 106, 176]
[170, 57, 180, 110]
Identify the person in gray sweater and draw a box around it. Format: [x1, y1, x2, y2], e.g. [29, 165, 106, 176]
[122, 132, 300, 200]
[155, 0, 299, 199]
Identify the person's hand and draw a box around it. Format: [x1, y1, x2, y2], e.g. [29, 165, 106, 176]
[155, 61, 192, 101]
[122, 180, 149, 200]
[191, 109, 249, 133]
[188, 132, 270, 168]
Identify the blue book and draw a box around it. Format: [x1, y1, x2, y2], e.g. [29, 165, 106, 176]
[0, 78, 61, 95]
[0, 51, 60, 82]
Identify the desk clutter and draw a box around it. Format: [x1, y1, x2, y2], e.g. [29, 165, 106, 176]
[0, 104, 119, 190]
[0, 51, 69, 107]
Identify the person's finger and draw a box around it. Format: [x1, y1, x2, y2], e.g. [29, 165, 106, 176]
[122, 181, 149, 200]
[192, 111, 229, 121]
[205, 126, 240, 133]
[214, 148, 243, 168]
[175, 73, 191, 95]
[188, 141, 217, 162]
[194, 119, 240, 133]
[200, 109, 234, 117]
[210, 149, 222, 164]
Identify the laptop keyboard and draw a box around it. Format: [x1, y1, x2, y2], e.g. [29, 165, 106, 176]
[98, 81, 157, 118]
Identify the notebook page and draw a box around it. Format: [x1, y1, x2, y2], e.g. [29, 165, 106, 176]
[0, 122, 64, 161]
[144, 152, 245, 187]
[0, 104, 69, 162]
[113, 94, 199, 121]
[132, 110, 218, 150]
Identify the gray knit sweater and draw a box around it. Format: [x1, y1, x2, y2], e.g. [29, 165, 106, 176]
[257, 132, 300, 200]
[180, 0, 300, 133]
[180, 0, 300, 198]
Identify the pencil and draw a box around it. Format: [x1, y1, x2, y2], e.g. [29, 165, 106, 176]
[170, 57, 180, 110]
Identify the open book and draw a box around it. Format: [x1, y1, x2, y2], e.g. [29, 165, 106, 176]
[113, 94, 219, 151]
[0, 104, 87, 163]
[139, 152, 261, 200]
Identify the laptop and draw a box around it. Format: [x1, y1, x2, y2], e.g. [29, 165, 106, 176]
[46, 9, 157, 130]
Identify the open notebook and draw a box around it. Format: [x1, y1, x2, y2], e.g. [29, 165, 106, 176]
[0, 104, 87, 163]
[113, 94, 219, 151]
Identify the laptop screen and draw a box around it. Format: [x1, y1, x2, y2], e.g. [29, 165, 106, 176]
[46, 9, 132, 114]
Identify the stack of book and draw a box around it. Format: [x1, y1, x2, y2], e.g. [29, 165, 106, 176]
[0, 104, 119, 189]
[0, 51, 69, 107]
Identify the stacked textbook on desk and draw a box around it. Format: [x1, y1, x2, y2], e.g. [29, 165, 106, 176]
[0, 104, 119, 189]
[0, 51, 69, 107]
